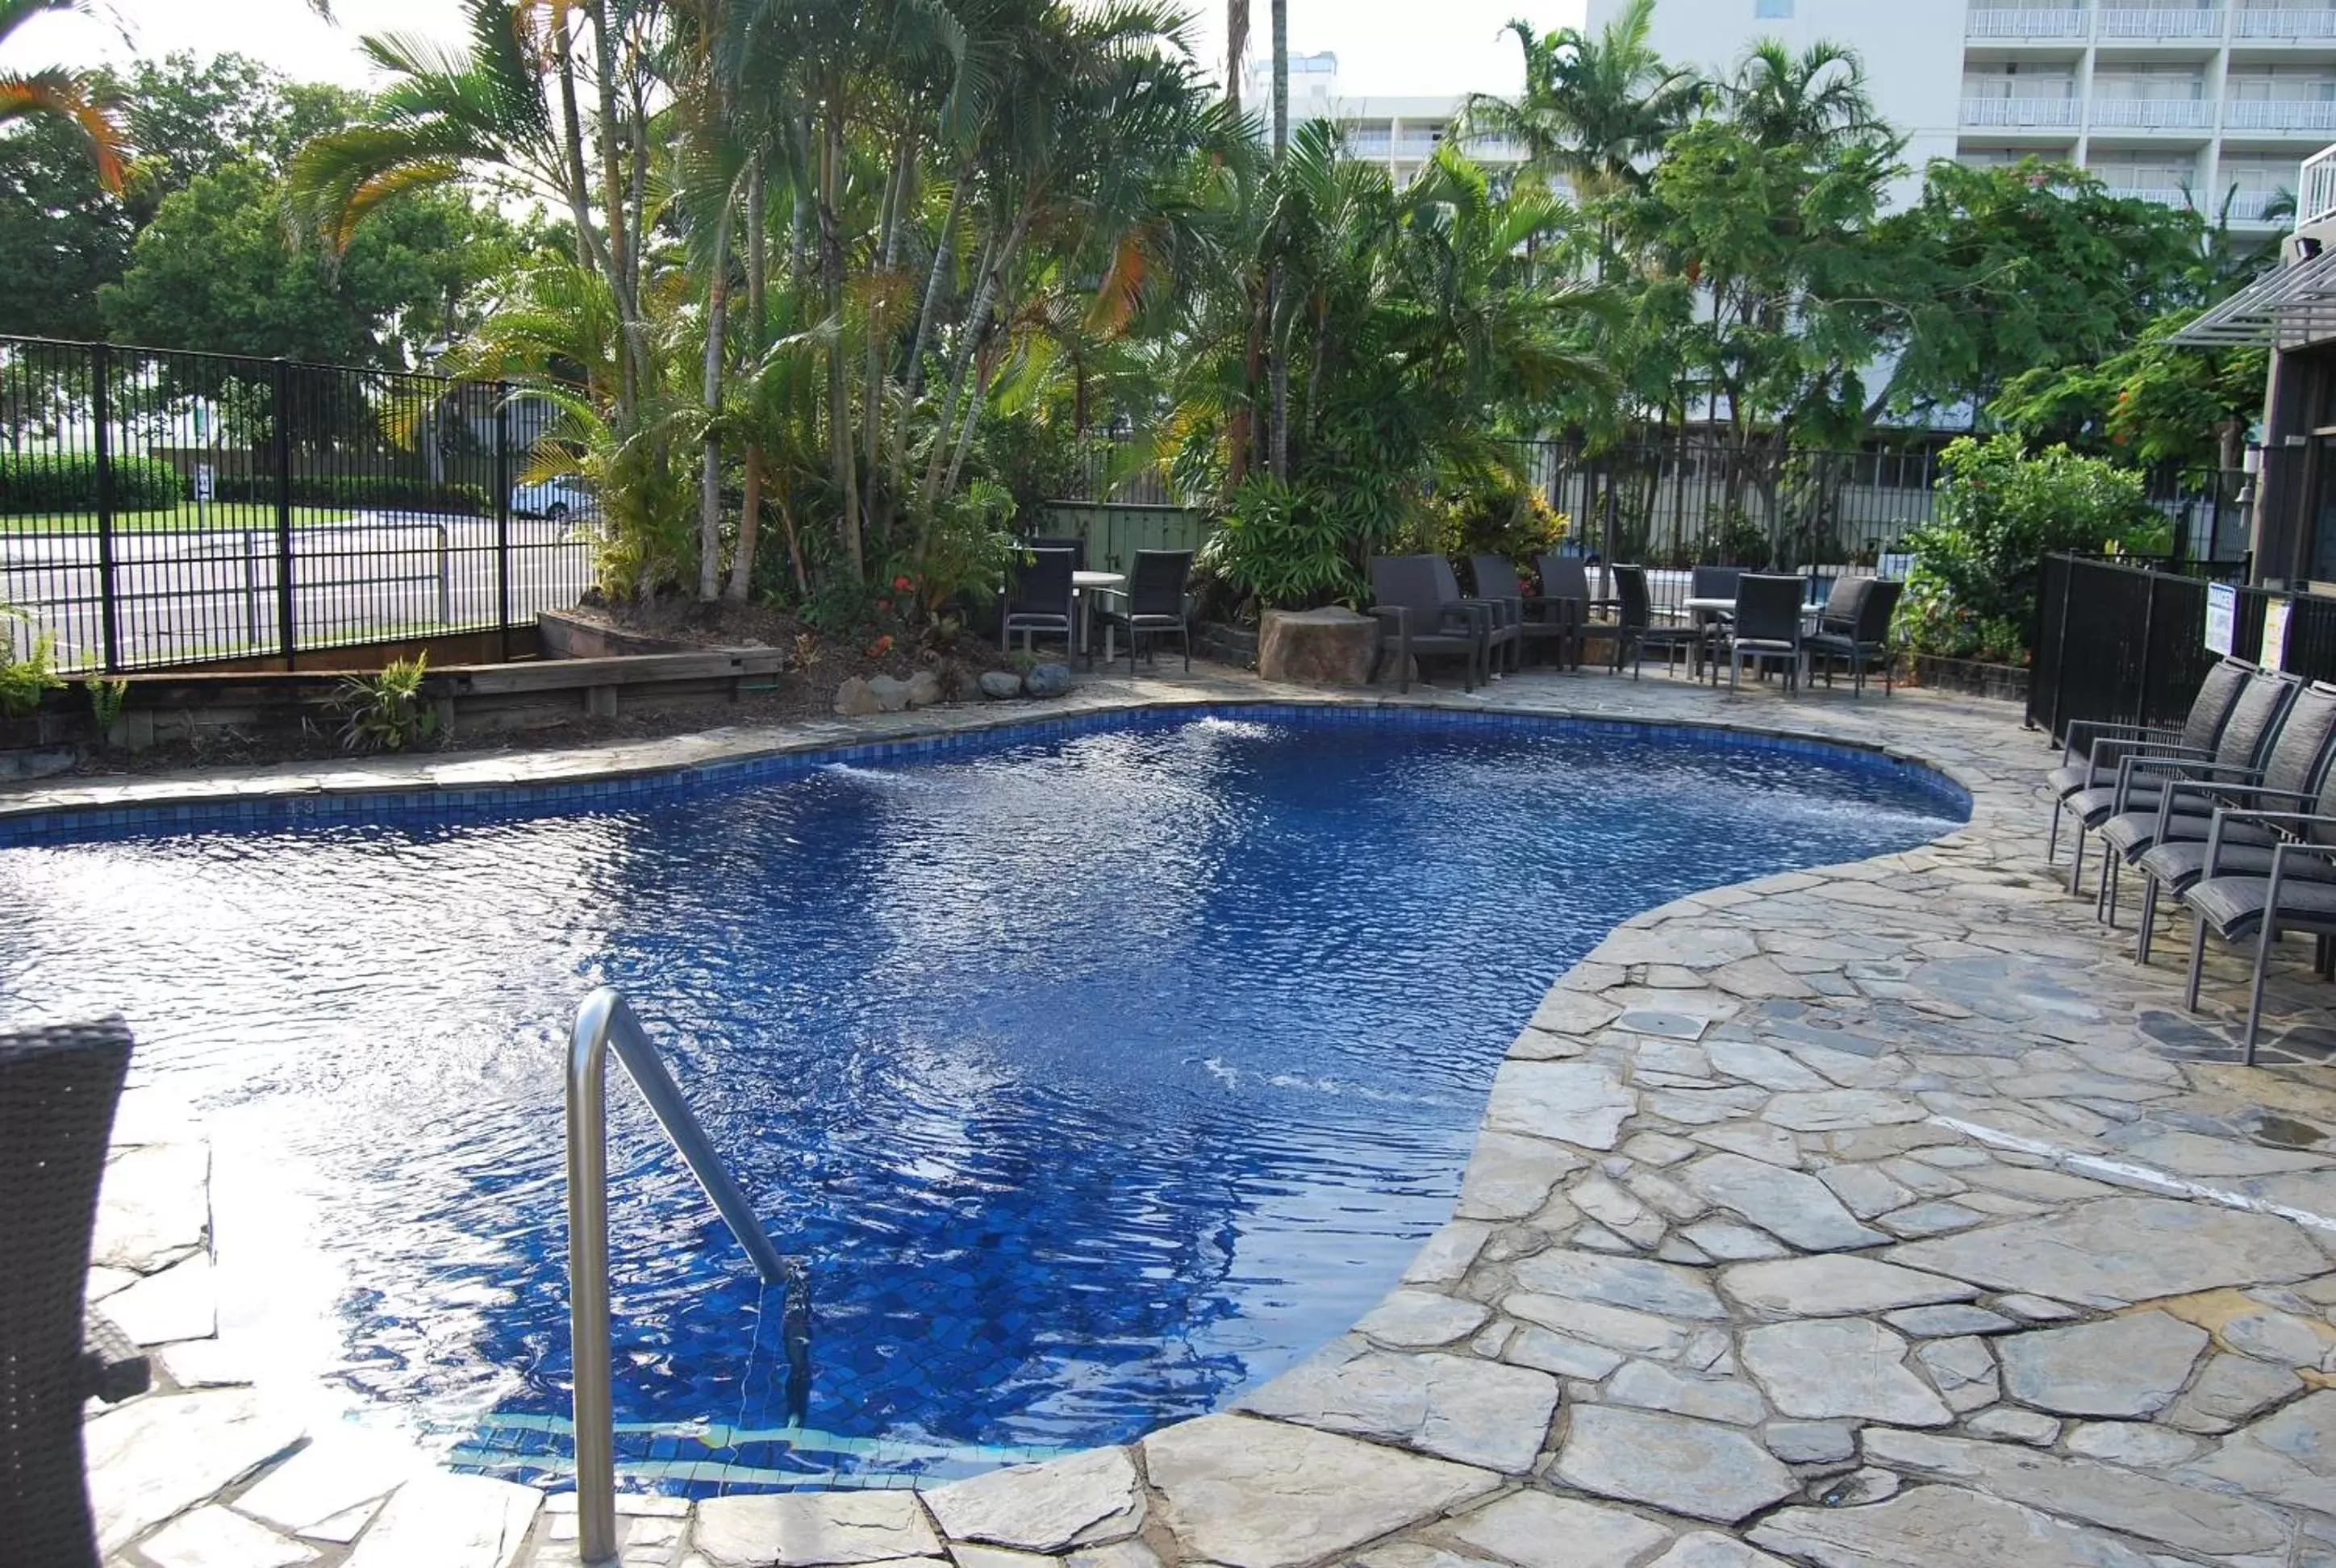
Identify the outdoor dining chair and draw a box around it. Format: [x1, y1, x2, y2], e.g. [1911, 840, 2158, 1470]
[2175, 745, 2336, 1061]
[2046, 656, 2253, 864]
[1802, 577, 1904, 696]
[1612, 565, 1705, 679]
[1369, 555, 1494, 692]
[1094, 548, 1195, 674]
[2128, 681, 2336, 963]
[1725, 573, 1808, 694]
[2, 1019, 152, 1568]
[1537, 554, 1616, 670]
[1001, 545, 1078, 661]
[2062, 668, 2296, 899]
[2094, 679, 2336, 930]
[1472, 555, 1580, 669]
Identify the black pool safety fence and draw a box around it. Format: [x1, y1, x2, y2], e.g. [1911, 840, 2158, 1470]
[2028, 553, 2336, 745]
[0, 334, 591, 673]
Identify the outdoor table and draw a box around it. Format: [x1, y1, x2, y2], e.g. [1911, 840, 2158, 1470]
[1074, 569, 1127, 663]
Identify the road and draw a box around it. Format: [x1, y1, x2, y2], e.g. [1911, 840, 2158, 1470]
[0, 512, 594, 669]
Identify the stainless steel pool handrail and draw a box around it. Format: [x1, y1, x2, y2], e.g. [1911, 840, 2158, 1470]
[567, 986, 787, 1567]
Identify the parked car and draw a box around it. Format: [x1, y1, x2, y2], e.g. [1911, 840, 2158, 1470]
[512, 476, 598, 521]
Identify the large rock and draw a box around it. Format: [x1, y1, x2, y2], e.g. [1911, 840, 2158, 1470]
[1025, 662, 1073, 699]
[1996, 1312, 2209, 1418]
[1680, 1152, 1886, 1252]
[1739, 1318, 1953, 1425]
[1509, 1249, 1726, 1320]
[1141, 1414, 1500, 1568]
[904, 670, 945, 709]
[1750, 1485, 2159, 1568]
[1883, 1197, 2319, 1307]
[93, 1142, 210, 1274]
[1553, 1406, 1797, 1524]
[1719, 1255, 1975, 1318]
[978, 670, 1024, 700]
[924, 1446, 1141, 1550]
[866, 674, 913, 712]
[1258, 607, 1379, 687]
[84, 1389, 304, 1554]
[1862, 1428, 2291, 1558]
[694, 1491, 941, 1566]
[1234, 1345, 1559, 1473]
[832, 677, 881, 717]
[341, 1474, 543, 1568]
[1445, 1491, 1675, 1566]
[1484, 1061, 1637, 1150]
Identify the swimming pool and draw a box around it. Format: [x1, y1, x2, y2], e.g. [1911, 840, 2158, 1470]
[0, 705, 1966, 1493]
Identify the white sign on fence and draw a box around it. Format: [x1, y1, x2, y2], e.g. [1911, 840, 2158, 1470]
[2262, 597, 2292, 672]
[193, 463, 215, 502]
[2205, 582, 2237, 657]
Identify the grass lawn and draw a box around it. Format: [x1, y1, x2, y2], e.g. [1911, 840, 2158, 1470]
[0, 502, 362, 534]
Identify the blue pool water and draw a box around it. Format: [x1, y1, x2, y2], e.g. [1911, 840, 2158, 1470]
[0, 707, 1963, 1492]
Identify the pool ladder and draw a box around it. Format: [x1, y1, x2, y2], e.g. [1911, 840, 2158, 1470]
[567, 986, 789, 1567]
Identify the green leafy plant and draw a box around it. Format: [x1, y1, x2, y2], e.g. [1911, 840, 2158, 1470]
[1407, 483, 1571, 566]
[1897, 435, 2156, 665]
[0, 604, 65, 719]
[1196, 476, 1370, 615]
[0, 453, 183, 513]
[330, 654, 438, 752]
[906, 479, 1021, 619]
[85, 675, 128, 732]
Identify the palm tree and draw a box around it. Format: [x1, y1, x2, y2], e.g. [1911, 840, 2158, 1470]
[1465, 0, 1700, 206]
[1225, 0, 1247, 116]
[0, 0, 125, 192]
[1722, 38, 1883, 155]
[1268, 0, 1287, 479]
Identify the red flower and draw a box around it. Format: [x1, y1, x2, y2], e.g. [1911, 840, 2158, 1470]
[893, 574, 913, 592]
[870, 634, 895, 655]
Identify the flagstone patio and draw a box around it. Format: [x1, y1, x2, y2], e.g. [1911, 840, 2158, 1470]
[38, 664, 2336, 1568]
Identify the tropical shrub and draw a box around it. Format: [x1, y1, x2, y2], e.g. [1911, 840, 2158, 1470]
[331, 654, 438, 752]
[904, 478, 1020, 618]
[1409, 483, 1571, 566]
[0, 613, 65, 719]
[0, 453, 182, 513]
[1898, 435, 2156, 664]
[1196, 476, 1370, 615]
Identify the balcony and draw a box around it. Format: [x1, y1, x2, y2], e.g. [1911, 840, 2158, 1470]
[2098, 183, 2197, 206]
[2090, 96, 2215, 126]
[2220, 188, 2294, 220]
[1962, 95, 2085, 127]
[2098, 6, 2227, 35]
[1966, 6, 2092, 36]
[2225, 98, 2336, 130]
[2234, 7, 2336, 36]
[2302, 144, 2336, 227]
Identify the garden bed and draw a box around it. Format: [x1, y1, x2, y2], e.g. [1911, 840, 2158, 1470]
[1912, 653, 2028, 703]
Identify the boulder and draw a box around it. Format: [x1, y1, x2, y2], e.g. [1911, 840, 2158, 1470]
[1258, 607, 1379, 687]
[978, 670, 1024, 700]
[832, 677, 881, 717]
[866, 674, 913, 713]
[1026, 662, 1073, 699]
[904, 670, 944, 709]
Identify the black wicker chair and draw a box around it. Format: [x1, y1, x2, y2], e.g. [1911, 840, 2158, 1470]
[2046, 657, 2252, 865]
[1612, 565, 1704, 680]
[1369, 555, 1492, 693]
[1471, 555, 1579, 669]
[1094, 549, 1195, 674]
[1726, 573, 1807, 694]
[2, 1019, 151, 1568]
[1001, 545, 1078, 660]
[1538, 555, 1617, 671]
[1803, 577, 1904, 696]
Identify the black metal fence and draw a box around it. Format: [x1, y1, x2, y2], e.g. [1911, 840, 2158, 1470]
[1054, 436, 2250, 578]
[0, 335, 592, 673]
[2028, 553, 2336, 744]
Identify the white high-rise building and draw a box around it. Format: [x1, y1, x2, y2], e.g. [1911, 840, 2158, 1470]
[1241, 52, 1529, 186]
[1588, 0, 2336, 230]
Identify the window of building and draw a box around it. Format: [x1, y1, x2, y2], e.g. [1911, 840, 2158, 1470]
[1754, 0, 1792, 16]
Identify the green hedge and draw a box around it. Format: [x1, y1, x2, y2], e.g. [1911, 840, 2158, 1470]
[0, 453, 184, 513]
[210, 473, 490, 515]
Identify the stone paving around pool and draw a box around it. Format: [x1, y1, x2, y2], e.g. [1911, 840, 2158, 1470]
[38, 665, 2336, 1568]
